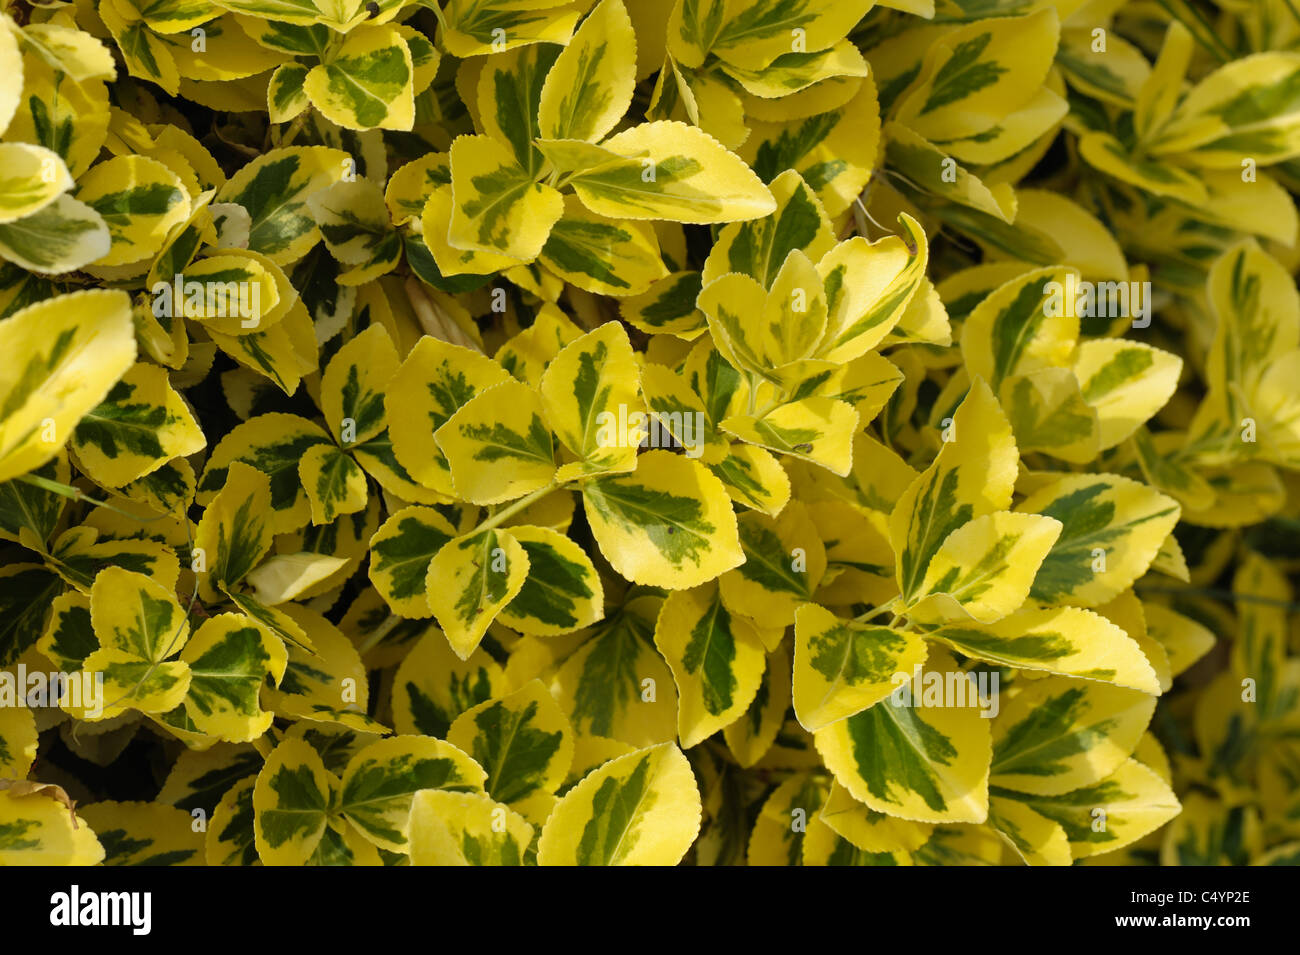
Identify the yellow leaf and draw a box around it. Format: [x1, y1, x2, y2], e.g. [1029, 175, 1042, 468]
[0, 289, 136, 484]
[537, 742, 701, 865]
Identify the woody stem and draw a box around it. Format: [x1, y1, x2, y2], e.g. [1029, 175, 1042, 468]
[473, 481, 562, 534]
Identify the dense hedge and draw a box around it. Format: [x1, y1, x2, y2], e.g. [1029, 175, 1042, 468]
[1, 0, 1298, 867]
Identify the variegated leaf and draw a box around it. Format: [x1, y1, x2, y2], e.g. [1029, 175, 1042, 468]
[71, 361, 205, 488]
[1016, 474, 1181, 607]
[552, 592, 678, 746]
[178, 613, 287, 743]
[793, 603, 927, 732]
[537, 0, 636, 143]
[655, 581, 766, 748]
[447, 679, 574, 811]
[583, 450, 743, 589]
[568, 121, 776, 224]
[930, 607, 1162, 695]
[498, 525, 603, 636]
[889, 378, 1018, 605]
[537, 742, 702, 865]
[304, 25, 414, 132]
[392, 629, 506, 737]
[426, 528, 529, 659]
[540, 321, 644, 479]
[991, 675, 1156, 796]
[337, 736, 486, 852]
[814, 649, 992, 824]
[215, 146, 350, 265]
[436, 379, 556, 505]
[0, 290, 136, 484]
[409, 790, 534, 865]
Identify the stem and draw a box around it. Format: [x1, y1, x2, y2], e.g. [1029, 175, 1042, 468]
[17, 472, 80, 499]
[426, 0, 449, 35]
[853, 194, 891, 239]
[17, 474, 171, 523]
[474, 482, 561, 534]
[276, 111, 310, 149]
[853, 601, 897, 624]
[323, 30, 345, 63]
[357, 614, 403, 655]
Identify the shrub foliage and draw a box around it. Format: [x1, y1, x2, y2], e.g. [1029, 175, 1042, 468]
[1, 0, 1299, 867]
